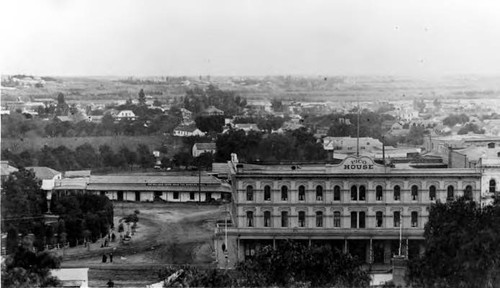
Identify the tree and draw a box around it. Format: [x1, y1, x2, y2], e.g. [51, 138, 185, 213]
[173, 152, 193, 169]
[1, 237, 61, 288]
[99, 145, 116, 168]
[138, 89, 146, 106]
[195, 115, 225, 133]
[55, 93, 69, 116]
[407, 197, 500, 287]
[75, 143, 98, 169]
[405, 125, 426, 145]
[235, 240, 370, 287]
[457, 123, 485, 135]
[443, 114, 469, 127]
[137, 144, 155, 169]
[193, 152, 214, 170]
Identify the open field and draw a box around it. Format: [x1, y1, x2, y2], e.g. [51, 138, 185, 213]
[3, 75, 500, 104]
[60, 202, 226, 287]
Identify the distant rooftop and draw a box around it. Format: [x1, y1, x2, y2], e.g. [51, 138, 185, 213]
[26, 166, 61, 179]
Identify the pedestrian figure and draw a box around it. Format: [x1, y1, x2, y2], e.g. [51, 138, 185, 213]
[111, 233, 116, 242]
[104, 238, 108, 247]
[107, 279, 114, 287]
[102, 254, 107, 263]
[109, 252, 113, 263]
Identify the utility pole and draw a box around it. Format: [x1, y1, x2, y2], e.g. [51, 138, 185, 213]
[356, 92, 360, 157]
[398, 210, 403, 256]
[198, 164, 201, 203]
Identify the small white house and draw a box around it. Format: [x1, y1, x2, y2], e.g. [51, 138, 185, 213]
[51, 268, 89, 288]
[192, 143, 217, 157]
[173, 125, 206, 137]
[115, 110, 136, 121]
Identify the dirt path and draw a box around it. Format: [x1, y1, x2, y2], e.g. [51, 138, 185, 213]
[61, 202, 227, 287]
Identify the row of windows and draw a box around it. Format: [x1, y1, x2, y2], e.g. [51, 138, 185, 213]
[245, 210, 419, 228]
[245, 184, 473, 202]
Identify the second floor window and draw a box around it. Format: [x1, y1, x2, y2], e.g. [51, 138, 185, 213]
[281, 211, 288, 227]
[464, 185, 473, 200]
[411, 185, 419, 201]
[264, 211, 271, 227]
[281, 186, 288, 201]
[298, 211, 306, 227]
[298, 185, 305, 201]
[376, 211, 383, 227]
[316, 186, 323, 201]
[376, 185, 383, 201]
[359, 211, 366, 228]
[334, 185, 341, 201]
[411, 211, 418, 227]
[359, 186, 366, 201]
[316, 211, 323, 227]
[333, 211, 341, 227]
[246, 185, 253, 201]
[351, 185, 358, 201]
[429, 185, 436, 201]
[394, 185, 401, 201]
[394, 211, 401, 227]
[264, 185, 271, 201]
[246, 211, 254, 227]
[351, 212, 358, 228]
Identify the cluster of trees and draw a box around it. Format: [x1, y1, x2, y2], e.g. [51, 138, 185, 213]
[183, 85, 247, 116]
[1, 143, 157, 172]
[443, 113, 470, 127]
[457, 123, 485, 135]
[407, 197, 500, 287]
[2, 236, 62, 288]
[215, 128, 326, 163]
[1, 168, 114, 254]
[158, 240, 370, 287]
[233, 115, 288, 133]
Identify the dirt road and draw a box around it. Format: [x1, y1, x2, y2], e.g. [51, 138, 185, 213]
[61, 202, 227, 287]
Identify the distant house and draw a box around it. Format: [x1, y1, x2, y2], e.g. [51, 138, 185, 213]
[180, 108, 193, 123]
[192, 142, 217, 157]
[382, 120, 397, 131]
[87, 115, 104, 123]
[1, 161, 18, 184]
[26, 166, 62, 212]
[233, 123, 261, 133]
[323, 136, 383, 156]
[114, 110, 136, 121]
[201, 106, 224, 116]
[173, 125, 206, 137]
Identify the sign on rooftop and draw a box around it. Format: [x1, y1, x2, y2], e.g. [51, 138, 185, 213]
[327, 156, 388, 174]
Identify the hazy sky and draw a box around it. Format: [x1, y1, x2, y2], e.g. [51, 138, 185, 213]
[1, 0, 500, 76]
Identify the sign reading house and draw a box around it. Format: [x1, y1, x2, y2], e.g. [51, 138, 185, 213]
[327, 156, 388, 174]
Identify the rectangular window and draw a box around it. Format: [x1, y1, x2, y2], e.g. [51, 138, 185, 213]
[334, 187, 341, 201]
[351, 212, 357, 228]
[394, 211, 401, 227]
[281, 211, 288, 227]
[173, 192, 179, 199]
[246, 211, 254, 227]
[411, 211, 418, 227]
[376, 212, 383, 228]
[334, 212, 341, 227]
[316, 212, 323, 227]
[298, 212, 305, 227]
[359, 211, 365, 228]
[264, 211, 271, 227]
[189, 192, 195, 200]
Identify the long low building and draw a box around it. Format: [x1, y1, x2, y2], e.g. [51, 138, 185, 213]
[52, 174, 232, 203]
[214, 155, 498, 269]
[85, 175, 232, 202]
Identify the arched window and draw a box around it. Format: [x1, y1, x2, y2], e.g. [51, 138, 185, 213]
[359, 211, 366, 228]
[376, 211, 383, 227]
[316, 185, 323, 201]
[281, 186, 288, 201]
[316, 211, 323, 227]
[334, 185, 341, 201]
[447, 185, 454, 201]
[246, 185, 253, 201]
[333, 211, 341, 227]
[489, 179, 496, 193]
[281, 211, 288, 227]
[464, 185, 473, 200]
[411, 211, 418, 227]
[298, 185, 305, 201]
[350, 211, 357, 228]
[393, 211, 401, 227]
[429, 185, 436, 201]
[264, 185, 271, 201]
[359, 185, 366, 201]
[264, 211, 271, 227]
[376, 185, 383, 201]
[351, 185, 358, 201]
[394, 185, 401, 201]
[298, 211, 306, 227]
[246, 211, 254, 227]
[411, 185, 419, 201]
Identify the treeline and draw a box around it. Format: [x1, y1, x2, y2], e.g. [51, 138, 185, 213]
[1, 168, 114, 253]
[215, 128, 327, 163]
[183, 85, 247, 116]
[1, 109, 182, 138]
[1, 143, 157, 172]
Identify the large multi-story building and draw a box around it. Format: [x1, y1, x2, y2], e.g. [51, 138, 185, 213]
[214, 156, 484, 268]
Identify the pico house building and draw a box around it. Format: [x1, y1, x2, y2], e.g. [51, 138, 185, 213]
[214, 156, 482, 268]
